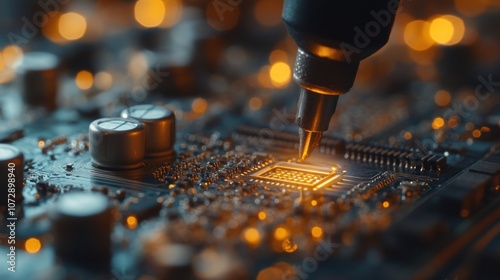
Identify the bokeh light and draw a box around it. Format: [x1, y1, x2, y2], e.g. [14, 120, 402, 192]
[429, 15, 465, 45]
[274, 226, 289, 240]
[59, 12, 87, 41]
[432, 117, 445, 130]
[257, 267, 283, 280]
[311, 226, 323, 238]
[269, 62, 291, 87]
[2, 45, 23, 67]
[126, 216, 138, 229]
[243, 227, 261, 246]
[135, 0, 166, 28]
[192, 98, 208, 114]
[25, 238, 42, 254]
[434, 90, 452, 107]
[249, 97, 263, 111]
[94, 71, 114, 91]
[404, 20, 434, 51]
[75, 70, 94, 90]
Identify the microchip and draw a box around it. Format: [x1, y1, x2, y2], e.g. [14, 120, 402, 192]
[250, 162, 340, 191]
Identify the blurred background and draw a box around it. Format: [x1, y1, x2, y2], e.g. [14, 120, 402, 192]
[0, 0, 499, 141]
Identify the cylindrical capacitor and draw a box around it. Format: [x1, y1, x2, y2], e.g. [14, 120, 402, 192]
[16, 52, 59, 111]
[0, 144, 24, 206]
[89, 118, 145, 169]
[121, 105, 175, 158]
[51, 192, 112, 268]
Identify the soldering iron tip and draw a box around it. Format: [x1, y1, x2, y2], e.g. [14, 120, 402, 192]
[298, 129, 322, 160]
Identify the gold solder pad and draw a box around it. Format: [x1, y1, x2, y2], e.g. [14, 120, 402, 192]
[249, 162, 340, 191]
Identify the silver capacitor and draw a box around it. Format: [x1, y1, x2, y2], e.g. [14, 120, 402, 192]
[16, 52, 59, 111]
[89, 118, 145, 169]
[121, 105, 175, 157]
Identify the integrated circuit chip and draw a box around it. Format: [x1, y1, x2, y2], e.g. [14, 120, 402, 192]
[249, 162, 340, 191]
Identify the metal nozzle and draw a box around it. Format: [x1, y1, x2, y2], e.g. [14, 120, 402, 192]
[298, 129, 322, 160]
[296, 89, 339, 160]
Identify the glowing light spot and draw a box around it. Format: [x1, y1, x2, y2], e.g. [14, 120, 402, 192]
[257, 267, 283, 280]
[0, 52, 4, 70]
[472, 129, 481, 138]
[25, 238, 42, 254]
[269, 62, 291, 87]
[42, 13, 66, 44]
[75, 70, 94, 90]
[2, 45, 23, 67]
[465, 122, 475, 131]
[135, 0, 166, 28]
[455, 0, 489, 17]
[243, 227, 261, 246]
[404, 20, 434, 51]
[404, 132, 412, 140]
[429, 15, 464, 45]
[38, 140, 45, 148]
[192, 98, 208, 114]
[269, 49, 288, 64]
[434, 90, 451, 107]
[441, 15, 465, 45]
[249, 97, 263, 111]
[448, 118, 459, 128]
[59, 12, 87, 41]
[274, 227, 290, 241]
[382, 201, 390, 208]
[282, 239, 298, 253]
[258, 211, 267, 220]
[432, 117, 445, 130]
[311, 200, 317, 206]
[311, 226, 323, 238]
[429, 18, 454, 44]
[94, 71, 113, 90]
[480, 126, 491, 133]
[126, 216, 138, 229]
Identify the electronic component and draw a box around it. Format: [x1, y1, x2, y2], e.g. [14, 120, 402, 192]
[121, 105, 176, 158]
[0, 144, 24, 206]
[50, 192, 113, 268]
[89, 118, 145, 169]
[123, 197, 162, 223]
[249, 162, 340, 191]
[15, 52, 59, 111]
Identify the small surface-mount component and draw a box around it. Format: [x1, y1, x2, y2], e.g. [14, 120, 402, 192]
[121, 104, 176, 158]
[250, 162, 340, 191]
[89, 118, 145, 169]
[51, 192, 113, 268]
[123, 197, 162, 223]
[0, 144, 24, 205]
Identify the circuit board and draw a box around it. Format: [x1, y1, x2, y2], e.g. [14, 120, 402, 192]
[1, 1, 500, 280]
[1, 90, 499, 280]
